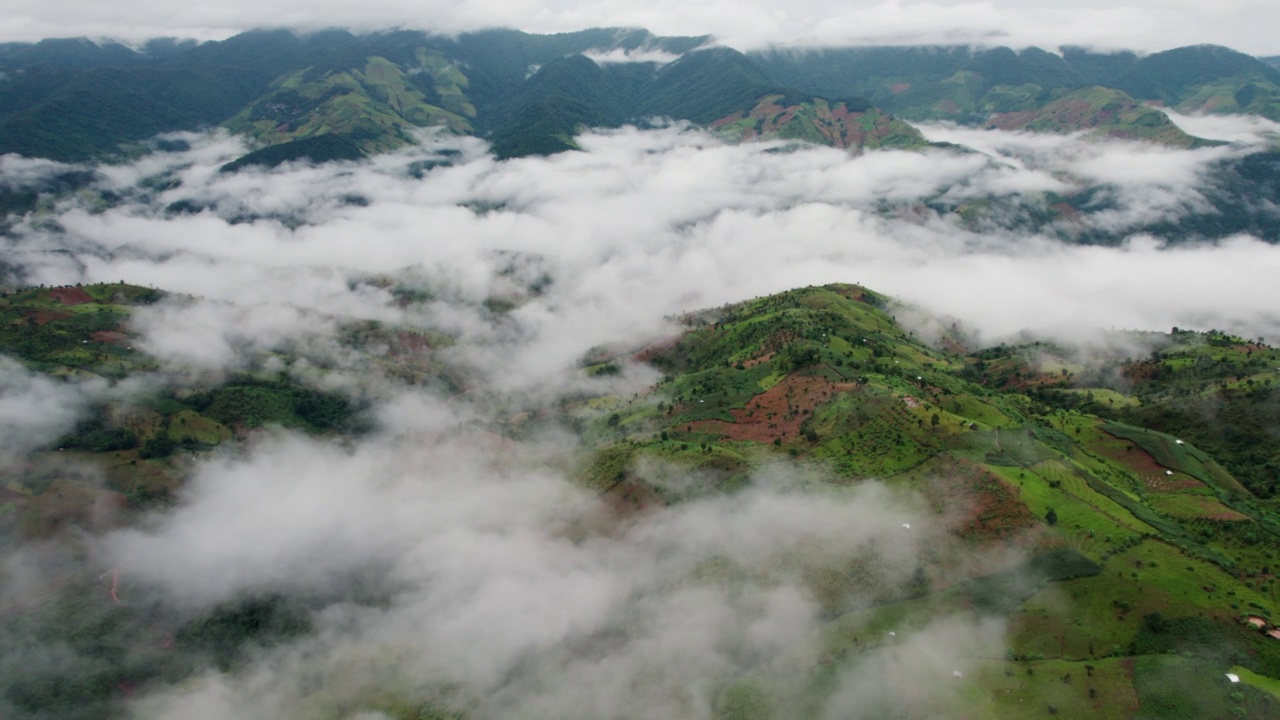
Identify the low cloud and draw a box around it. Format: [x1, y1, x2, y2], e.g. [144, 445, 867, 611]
[4, 123, 1278, 380]
[109, 422, 954, 719]
[5, 119, 1276, 718]
[0, 357, 95, 467]
[583, 47, 685, 64]
[2, 0, 1280, 56]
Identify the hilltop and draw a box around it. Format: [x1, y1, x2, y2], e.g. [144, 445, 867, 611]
[563, 283, 1280, 718]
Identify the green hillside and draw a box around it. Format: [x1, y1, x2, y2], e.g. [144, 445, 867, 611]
[224, 53, 474, 157]
[562, 283, 1280, 718]
[752, 43, 1280, 128]
[6, 281, 1280, 717]
[710, 94, 927, 150]
[0, 281, 454, 520]
[13, 31, 1280, 165]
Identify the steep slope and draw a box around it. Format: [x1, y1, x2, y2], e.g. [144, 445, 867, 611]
[1111, 44, 1280, 119]
[710, 94, 927, 150]
[224, 53, 474, 157]
[484, 54, 648, 158]
[986, 86, 1208, 147]
[753, 42, 1280, 135]
[0, 28, 710, 163]
[0, 30, 356, 161]
[570, 283, 1280, 718]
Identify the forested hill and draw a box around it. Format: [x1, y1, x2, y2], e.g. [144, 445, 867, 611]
[3, 28, 923, 164]
[751, 43, 1280, 123]
[3, 29, 1279, 166]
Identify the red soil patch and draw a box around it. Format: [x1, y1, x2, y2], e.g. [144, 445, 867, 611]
[889, 83, 911, 94]
[1051, 202, 1083, 222]
[709, 111, 745, 130]
[49, 286, 93, 305]
[394, 331, 433, 356]
[776, 105, 803, 126]
[1096, 428, 1205, 490]
[999, 98, 1099, 131]
[631, 334, 682, 364]
[1248, 616, 1267, 628]
[91, 330, 127, 344]
[829, 285, 876, 304]
[688, 372, 855, 444]
[1121, 360, 1161, 382]
[930, 458, 1039, 543]
[22, 309, 72, 325]
[750, 100, 787, 122]
[601, 478, 664, 522]
[741, 352, 775, 369]
[17, 480, 125, 539]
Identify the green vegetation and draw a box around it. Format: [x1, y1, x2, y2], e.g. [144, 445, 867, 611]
[987, 86, 1210, 148]
[552, 283, 1280, 718]
[752, 42, 1280, 125]
[5, 279, 1280, 718]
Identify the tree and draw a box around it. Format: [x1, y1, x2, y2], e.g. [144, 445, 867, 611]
[1045, 507, 1058, 526]
[930, 413, 941, 428]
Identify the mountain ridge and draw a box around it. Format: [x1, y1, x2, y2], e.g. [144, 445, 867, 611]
[4, 29, 1274, 165]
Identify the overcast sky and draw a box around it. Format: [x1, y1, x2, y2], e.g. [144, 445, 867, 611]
[2, 0, 1279, 56]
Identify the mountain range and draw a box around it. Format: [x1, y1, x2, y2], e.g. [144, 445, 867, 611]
[4, 29, 1280, 245]
[3, 29, 1279, 165]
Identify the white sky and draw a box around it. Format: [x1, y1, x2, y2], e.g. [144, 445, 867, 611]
[1, 0, 1278, 57]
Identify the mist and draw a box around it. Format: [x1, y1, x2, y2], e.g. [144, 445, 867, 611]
[2, 118, 1280, 717]
[4, 0, 1280, 57]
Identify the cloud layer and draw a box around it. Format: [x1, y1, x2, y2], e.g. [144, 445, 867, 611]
[2, 119, 1280, 717]
[3, 0, 1280, 56]
[6, 120, 1280, 377]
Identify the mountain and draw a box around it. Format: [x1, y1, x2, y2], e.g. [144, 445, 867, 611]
[985, 86, 1207, 148]
[13, 30, 1280, 167]
[8, 279, 1280, 717]
[1109, 45, 1280, 117]
[710, 95, 927, 150]
[752, 43, 1280, 125]
[0, 28, 717, 163]
[575, 283, 1280, 717]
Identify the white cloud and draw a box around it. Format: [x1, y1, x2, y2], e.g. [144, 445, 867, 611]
[3, 0, 1280, 55]
[6, 120, 1277, 719]
[582, 47, 685, 64]
[111, 426, 949, 718]
[6, 123, 1279, 385]
[0, 356, 96, 465]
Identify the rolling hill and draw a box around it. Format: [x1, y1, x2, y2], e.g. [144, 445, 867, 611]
[7, 280, 1280, 717]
